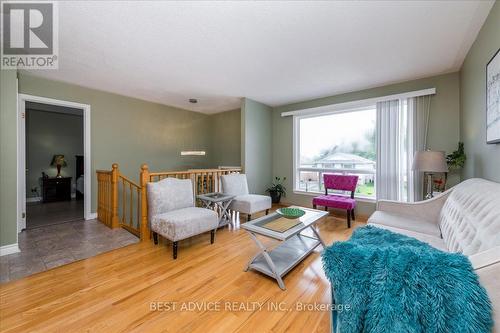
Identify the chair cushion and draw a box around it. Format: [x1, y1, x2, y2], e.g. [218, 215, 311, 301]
[230, 194, 271, 215]
[368, 210, 441, 237]
[312, 194, 356, 210]
[439, 178, 500, 256]
[152, 207, 218, 242]
[369, 223, 448, 251]
[221, 174, 249, 196]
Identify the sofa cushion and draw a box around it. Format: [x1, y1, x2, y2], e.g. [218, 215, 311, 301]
[468, 246, 500, 270]
[230, 194, 271, 215]
[475, 260, 500, 329]
[439, 178, 500, 256]
[152, 207, 218, 242]
[369, 223, 448, 251]
[368, 211, 441, 237]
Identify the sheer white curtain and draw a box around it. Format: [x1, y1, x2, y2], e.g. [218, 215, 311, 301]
[407, 95, 431, 201]
[376, 100, 401, 200]
[376, 95, 431, 202]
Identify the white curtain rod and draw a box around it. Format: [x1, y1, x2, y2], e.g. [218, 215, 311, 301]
[281, 88, 436, 117]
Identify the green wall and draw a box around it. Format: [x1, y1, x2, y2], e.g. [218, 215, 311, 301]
[241, 98, 273, 194]
[18, 74, 220, 210]
[0, 70, 18, 247]
[26, 110, 84, 198]
[1, 73, 241, 247]
[460, 1, 500, 182]
[2, 3, 497, 247]
[210, 109, 241, 167]
[272, 72, 461, 217]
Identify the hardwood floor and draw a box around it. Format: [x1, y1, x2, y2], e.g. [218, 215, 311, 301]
[1, 219, 139, 283]
[0, 209, 366, 333]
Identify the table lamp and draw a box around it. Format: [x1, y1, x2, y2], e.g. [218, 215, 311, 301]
[51, 154, 67, 178]
[412, 150, 448, 200]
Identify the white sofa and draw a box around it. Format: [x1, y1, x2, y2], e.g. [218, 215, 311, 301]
[221, 174, 272, 221]
[368, 178, 500, 330]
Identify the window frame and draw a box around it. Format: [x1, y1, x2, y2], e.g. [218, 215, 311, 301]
[292, 104, 377, 201]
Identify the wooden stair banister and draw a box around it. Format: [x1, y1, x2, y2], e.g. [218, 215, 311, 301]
[118, 172, 141, 237]
[111, 163, 119, 228]
[96, 163, 242, 241]
[96, 164, 119, 229]
[96, 169, 113, 228]
[140, 164, 150, 241]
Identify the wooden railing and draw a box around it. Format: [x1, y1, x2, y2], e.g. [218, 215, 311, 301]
[96, 164, 241, 241]
[96, 167, 117, 228]
[118, 173, 142, 237]
[147, 168, 238, 196]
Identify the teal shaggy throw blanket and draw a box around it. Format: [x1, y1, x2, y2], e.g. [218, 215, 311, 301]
[322, 226, 493, 333]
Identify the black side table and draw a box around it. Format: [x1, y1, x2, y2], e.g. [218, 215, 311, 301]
[42, 177, 72, 203]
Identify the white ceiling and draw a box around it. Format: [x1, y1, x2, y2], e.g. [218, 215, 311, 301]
[24, 1, 494, 114]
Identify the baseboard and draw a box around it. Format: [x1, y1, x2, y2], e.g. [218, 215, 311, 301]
[26, 196, 41, 203]
[86, 212, 97, 220]
[0, 243, 20, 256]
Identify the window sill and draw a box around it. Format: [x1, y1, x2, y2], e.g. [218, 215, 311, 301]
[292, 190, 376, 203]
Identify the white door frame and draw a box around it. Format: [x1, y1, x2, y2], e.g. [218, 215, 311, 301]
[17, 93, 92, 231]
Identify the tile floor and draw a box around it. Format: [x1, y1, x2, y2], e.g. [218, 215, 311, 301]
[0, 219, 139, 283]
[27, 200, 84, 229]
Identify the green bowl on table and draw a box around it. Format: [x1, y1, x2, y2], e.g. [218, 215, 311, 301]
[276, 207, 306, 219]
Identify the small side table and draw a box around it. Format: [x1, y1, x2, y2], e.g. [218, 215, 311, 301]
[42, 177, 72, 203]
[197, 192, 235, 228]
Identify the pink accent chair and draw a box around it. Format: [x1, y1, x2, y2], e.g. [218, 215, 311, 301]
[312, 174, 359, 228]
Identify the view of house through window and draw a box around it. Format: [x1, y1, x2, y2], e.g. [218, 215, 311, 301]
[296, 107, 376, 198]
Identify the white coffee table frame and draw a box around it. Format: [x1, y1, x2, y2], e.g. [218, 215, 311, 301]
[242, 206, 328, 290]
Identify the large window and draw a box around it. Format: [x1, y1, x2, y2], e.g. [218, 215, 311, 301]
[295, 107, 376, 198]
[292, 91, 433, 202]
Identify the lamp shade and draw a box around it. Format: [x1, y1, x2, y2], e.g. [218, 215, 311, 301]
[50, 154, 67, 167]
[412, 151, 448, 172]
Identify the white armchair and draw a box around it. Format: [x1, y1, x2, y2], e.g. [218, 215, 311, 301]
[221, 174, 272, 221]
[147, 178, 218, 259]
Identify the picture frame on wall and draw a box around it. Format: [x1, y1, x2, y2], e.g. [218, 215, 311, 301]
[486, 48, 500, 144]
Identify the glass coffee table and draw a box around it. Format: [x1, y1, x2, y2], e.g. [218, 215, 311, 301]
[242, 206, 328, 290]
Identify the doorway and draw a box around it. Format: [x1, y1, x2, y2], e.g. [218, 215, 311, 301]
[4, 95, 138, 282]
[17, 94, 91, 231]
[25, 102, 84, 228]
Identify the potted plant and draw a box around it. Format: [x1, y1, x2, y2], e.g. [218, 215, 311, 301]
[266, 177, 287, 204]
[446, 142, 466, 170]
